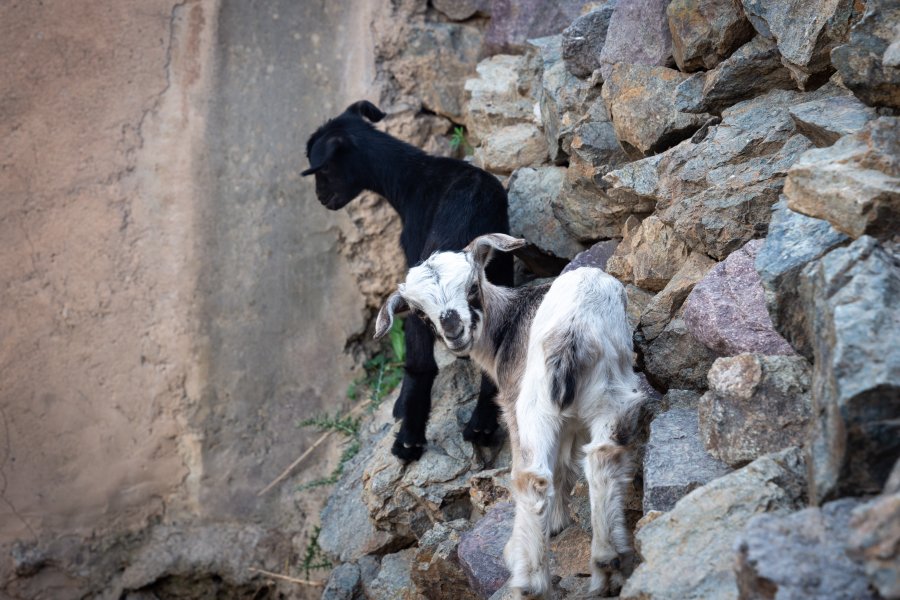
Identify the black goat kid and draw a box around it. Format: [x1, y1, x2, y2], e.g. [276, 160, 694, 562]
[303, 100, 514, 462]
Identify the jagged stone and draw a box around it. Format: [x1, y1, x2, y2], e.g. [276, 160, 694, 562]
[322, 563, 362, 600]
[621, 447, 808, 600]
[363, 549, 424, 600]
[531, 35, 602, 163]
[642, 308, 720, 392]
[562, 239, 620, 274]
[666, 0, 754, 72]
[626, 284, 655, 331]
[411, 519, 478, 600]
[472, 123, 548, 175]
[675, 36, 797, 114]
[754, 198, 849, 361]
[550, 526, 592, 578]
[683, 240, 794, 356]
[464, 54, 540, 144]
[606, 216, 692, 292]
[643, 404, 733, 513]
[700, 354, 812, 468]
[849, 489, 900, 599]
[786, 117, 900, 240]
[740, 0, 857, 88]
[640, 252, 716, 342]
[458, 503, 514, 599]
[788, 93, 878, 147]
[508, 166, 585, 259]
[362, 361, 482, 541]
[800, 236, 900, 502]
[831, 0, 900, 109]
[735, 498, 876, 600]
[599, 0, 673, 80]
[561, 2, 617, 78]
[432, 0, 489, 21]
[484, 0, 596, 55]
[602, 63, 710, 157]
[608, 88, 835, 260]
[468, 468, 512, 513]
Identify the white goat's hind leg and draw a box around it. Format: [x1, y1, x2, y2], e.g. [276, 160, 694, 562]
[504, 403, 561, 597]
[547, 426, 578, 535]
[584, 418, 633, 596]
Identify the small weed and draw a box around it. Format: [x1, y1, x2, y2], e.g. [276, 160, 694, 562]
[300, 526, 332, 580]
[449, 125, 474, 156]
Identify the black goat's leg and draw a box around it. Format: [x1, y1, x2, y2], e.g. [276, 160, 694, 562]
[464, 374, 502, 447]
[391, 316, 438, 462]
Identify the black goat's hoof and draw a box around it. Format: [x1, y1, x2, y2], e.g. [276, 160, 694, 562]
[391, 435, 426, 462]
[463, 415, 502, 448]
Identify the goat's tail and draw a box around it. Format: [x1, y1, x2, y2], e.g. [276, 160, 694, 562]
[544, 328, 591, 410]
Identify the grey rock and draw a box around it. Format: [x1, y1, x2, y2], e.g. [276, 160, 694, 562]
[363, 549, 424, 600]
[832, 0, 900, 109]
[800, 236, 900, 502]
[562, 239, 620, 274]
[848, 491, 900, 599]
[741, 0, 857, 88]
[606, 215, 693, 292]
[666, 0, 754, 72]
[626, 284, 655, 331]
[484, 0, 597, 55]
[640, 252, 717, 342]
[786, 117, 900, 240]
[412, 519, 478, 600]
[465, 54, 541, 145]
[602, 63, 710, 157]
[643, 405, 733, 513]
[458, 502, 515, 599]
[735, 498, 876, 600]
[642, 309, 720, 392]
[473, 123, 549, 175]
[683, 240, 795, 356]
[508, 166, 586, 259]
[433, 0, 489, 21]
[599, 0, 674, 81]
[700, 354, 812, 468]
[531, 35, 602, 164]
[675, 36, 797, 114]
[362, 361, 483, 540]
[788, 93, 878, 147]
[561, 2, 618, 78]
[621, 447, 808, 600]
[754, 198, 849, 361]
[322, 563, 362, 600]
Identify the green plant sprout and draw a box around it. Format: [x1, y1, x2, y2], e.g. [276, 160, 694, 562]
[449, 125, 474, 155]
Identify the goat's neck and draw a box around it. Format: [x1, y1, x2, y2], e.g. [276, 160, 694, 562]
[470, 280, 517, 381]
[360, 135, 427, 217]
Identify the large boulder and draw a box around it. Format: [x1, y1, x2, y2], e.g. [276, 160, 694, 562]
[411, 520, 478, 600]
[363, 549, 424, 600]
[606, 216, 693, 292]
[642, 308, 720, 392]
[666, 0, 754, 72]
[683, 239, 795, 357]
[621, 448, 808, 600]
[464, 54, 541, 144]
[800, 236, 900, 502]
[700, 353, 812, 468]
[740, 0, 857, 88]
[507, 166, 585, 259]
[531, 35, 602, 163]
[639, 252, 717, 342]
[484, 0, 596, 55]
[457, 503, 514, 599]
[561, 2, 618, 78]
[848, 484, 900, 599]
[643, 403, 732, 513]
[675, 36, 797, 114]
[785, 117, 900, 240]
[832, 0, 900, 109]
[601, 63, 710, 157]
[599, 0, 673, 80]
[754, 198, 849, 361]
[735, 498, 876, 599]
[788, 93, 878, 147]
[606, 88, 835, 260]
[472, 123, 548, 175]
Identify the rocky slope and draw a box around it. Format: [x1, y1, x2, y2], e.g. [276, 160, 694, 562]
[319, 0, 899, 598]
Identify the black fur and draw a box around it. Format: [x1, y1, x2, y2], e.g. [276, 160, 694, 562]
[304, 101, 514, 461]
[546, 331, 579, 409]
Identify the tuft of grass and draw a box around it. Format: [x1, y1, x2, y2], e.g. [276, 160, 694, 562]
[300, 526, 332, 580]
[449, 125, 474, 156]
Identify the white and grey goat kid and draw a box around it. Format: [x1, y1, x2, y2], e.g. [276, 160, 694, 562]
[375, 234, 644, 597]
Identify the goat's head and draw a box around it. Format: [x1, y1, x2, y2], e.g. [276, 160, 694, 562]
[302, 100, 386, 210]
[375, 234, 525, 355]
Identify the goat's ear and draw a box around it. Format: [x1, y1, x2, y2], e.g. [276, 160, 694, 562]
[301, 135, 345, 176]
[345, 100, 386, 123]
[374, 291, 409, 339]
[467, 233, 527, 268]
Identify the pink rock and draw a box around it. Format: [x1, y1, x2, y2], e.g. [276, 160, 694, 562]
[458, 502, 514, 598]
[683, 239, 795, 356]
[598, 0, 673, 80]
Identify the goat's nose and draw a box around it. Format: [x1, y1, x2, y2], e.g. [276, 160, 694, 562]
[440, 310, 463, 339]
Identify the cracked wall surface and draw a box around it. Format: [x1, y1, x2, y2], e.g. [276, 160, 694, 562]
[0, 0, 375, 596]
